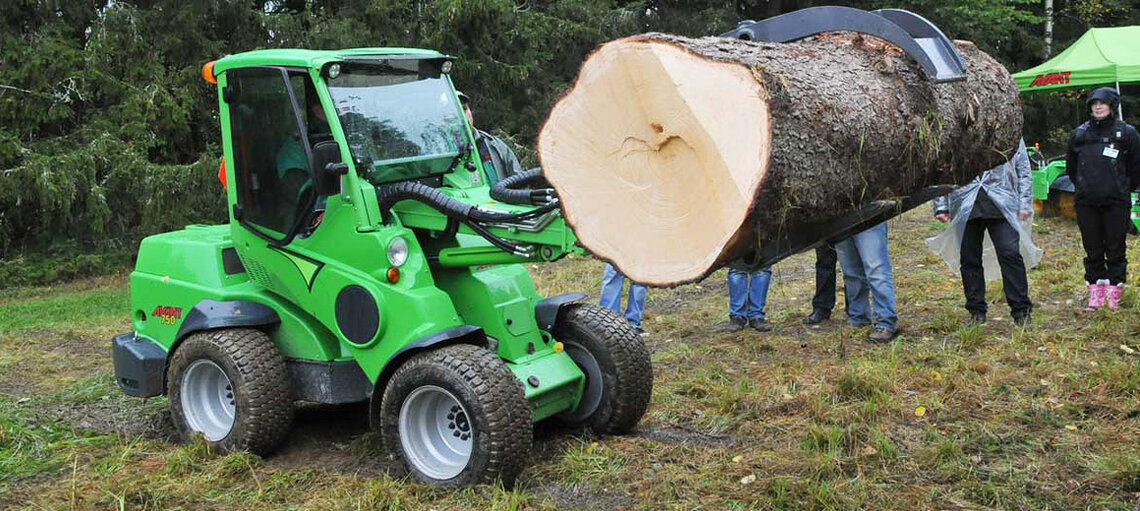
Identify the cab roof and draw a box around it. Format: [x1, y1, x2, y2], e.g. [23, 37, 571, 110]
[212, 48, 444, 75]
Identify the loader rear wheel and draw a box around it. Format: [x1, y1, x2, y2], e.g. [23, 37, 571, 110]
[380, 344, 532, 487]
[554, 303, 653, 434]
[167, 328, 293, 455]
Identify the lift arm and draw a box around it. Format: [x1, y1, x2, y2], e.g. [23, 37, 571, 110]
[722, 6, 965, 83]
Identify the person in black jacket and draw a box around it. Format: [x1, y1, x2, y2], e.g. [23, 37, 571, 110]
[1066, 87, 1140, 310]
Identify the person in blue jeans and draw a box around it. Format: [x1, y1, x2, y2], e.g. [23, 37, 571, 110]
[726, 264, 773, 332]
[834, 222, 898, 342]
[599, 263, 648, 335]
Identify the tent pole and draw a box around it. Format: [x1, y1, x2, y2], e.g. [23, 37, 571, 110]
[1118, 81, 1124, 119]
[1044, 0, 1054, 57]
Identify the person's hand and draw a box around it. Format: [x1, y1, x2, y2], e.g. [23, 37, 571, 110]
[1018, 210, 1031, 221]
[935, 213, 950, 223]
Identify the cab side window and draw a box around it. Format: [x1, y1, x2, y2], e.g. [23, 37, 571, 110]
[228, 67, 317, 237]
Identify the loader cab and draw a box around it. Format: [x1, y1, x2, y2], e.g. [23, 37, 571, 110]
[209, 49, 466, 304]
[213, 50, 463, 246]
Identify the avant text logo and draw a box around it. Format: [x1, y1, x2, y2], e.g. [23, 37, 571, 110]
[1028, 72, 1071, 87]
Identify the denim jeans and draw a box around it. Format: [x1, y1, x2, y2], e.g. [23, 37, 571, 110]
[727, 267, 772, 320]
[599, 263, 647, 328]
[834, 222, 897, 332]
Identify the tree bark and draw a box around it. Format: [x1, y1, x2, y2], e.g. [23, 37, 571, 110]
[538, 32, 1022, 286]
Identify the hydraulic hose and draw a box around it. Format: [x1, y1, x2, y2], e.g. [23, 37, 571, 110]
[375, 181, 475, 223]
[375, 181, 552, 256]
[376, 181, 557, 224]
[489, 168, 557, 205]
[462, 218, 529, 255]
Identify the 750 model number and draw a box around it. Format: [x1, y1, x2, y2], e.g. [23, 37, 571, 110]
[153, 306, 183, 326]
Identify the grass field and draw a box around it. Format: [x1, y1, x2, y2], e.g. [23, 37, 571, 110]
[2, 209, 1140, 510]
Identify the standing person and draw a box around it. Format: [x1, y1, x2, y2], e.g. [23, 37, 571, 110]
[724, 254, 773, 332]
[599, 263, 648, 335]
[930, 138, 1039, 325]
[457, 91, 524, 186]
[802, 244, 837, 325]
[834, 223, 898, 342]
[1067, 87, 1140, 310]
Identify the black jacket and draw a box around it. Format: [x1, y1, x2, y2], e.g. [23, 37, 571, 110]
[1066, 117, 1140, 206]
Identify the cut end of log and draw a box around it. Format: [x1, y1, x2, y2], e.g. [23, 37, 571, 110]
[539, 36, 772, 286]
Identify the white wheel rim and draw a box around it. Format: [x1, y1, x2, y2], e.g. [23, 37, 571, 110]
[180, 359, 236, 442]
[398, 385, 473, 480]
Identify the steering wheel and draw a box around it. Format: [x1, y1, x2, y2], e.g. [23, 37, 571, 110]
[308, 133, 333, 146]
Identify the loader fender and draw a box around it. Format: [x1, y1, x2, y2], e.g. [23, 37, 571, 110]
[368, 325, 486, 430]
[535, 292, 586, 331]
[173, 299, 280, 344]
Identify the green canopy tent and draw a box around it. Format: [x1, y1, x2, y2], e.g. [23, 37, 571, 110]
[1013, 25, 1140, 118]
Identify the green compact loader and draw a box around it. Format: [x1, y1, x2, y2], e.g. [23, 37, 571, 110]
[110, 48, 652, 486]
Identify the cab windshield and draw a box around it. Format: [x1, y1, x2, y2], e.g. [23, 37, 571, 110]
[326, 61, 466, 183]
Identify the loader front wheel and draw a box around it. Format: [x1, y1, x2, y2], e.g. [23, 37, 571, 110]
[380, 344, 532, 487]
[554, 304, 653, 434]
[167, 328, 293, 455]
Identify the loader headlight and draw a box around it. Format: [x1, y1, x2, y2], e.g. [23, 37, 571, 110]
[387, 236, 408, 267]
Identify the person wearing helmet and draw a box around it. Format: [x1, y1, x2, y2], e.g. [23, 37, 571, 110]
[1066, 87, 1140, 310]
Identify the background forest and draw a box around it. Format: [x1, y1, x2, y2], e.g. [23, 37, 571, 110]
[1, 0, 1137, 285]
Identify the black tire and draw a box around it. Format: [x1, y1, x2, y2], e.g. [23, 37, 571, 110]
[167, 328, 293, 455]
[380, 344, 532, 487]
[553, 303, 653, 434]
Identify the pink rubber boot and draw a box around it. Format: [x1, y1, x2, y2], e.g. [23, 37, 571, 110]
[1086, 281, 1107, 311]
[1106, 283, 1124, 310]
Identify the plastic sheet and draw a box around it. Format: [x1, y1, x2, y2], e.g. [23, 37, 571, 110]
[926, 139, 1044, 279]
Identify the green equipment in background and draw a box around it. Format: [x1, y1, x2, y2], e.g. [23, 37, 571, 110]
[1027, 146, 1140, 231]
[1030, 158, 1068, 201]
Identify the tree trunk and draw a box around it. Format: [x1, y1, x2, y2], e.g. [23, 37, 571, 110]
[538, 32, 1022, 286]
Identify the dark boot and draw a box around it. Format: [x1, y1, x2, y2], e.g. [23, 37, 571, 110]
[802, 309, 831, 325]
[967, 313, 986, 326]
[1012, 312, 1032, 327]
[722, 315, 747, 333]
[867, 327, 897, 343]
[749, 317, 773, 332]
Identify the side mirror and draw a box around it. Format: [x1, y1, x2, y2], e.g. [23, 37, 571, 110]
[311, 139, 348, 196]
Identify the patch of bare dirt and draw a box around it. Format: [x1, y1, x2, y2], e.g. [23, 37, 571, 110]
[34, 394, 174, 440]
[635, 423, 737, 447]
[535, 482, 633, 511]
[0, 378, 36, 398]
[267, 402, 395, 476]
[45, 332, 106, 357]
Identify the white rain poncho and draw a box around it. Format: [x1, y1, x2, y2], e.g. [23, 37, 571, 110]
[925, 139, 1044, 279]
